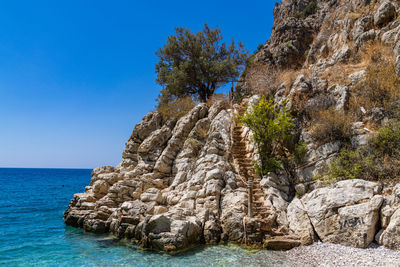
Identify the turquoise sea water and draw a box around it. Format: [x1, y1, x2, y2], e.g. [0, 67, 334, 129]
[0, 168, 290, 266]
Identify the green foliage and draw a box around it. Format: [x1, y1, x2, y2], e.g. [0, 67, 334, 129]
[155, 24, 249, 105]
[327, 150, 376, 181]
[285, 41, 294, 48]
[245, 54, 257, 68]
[293, 141, 308, 165]
[237, 96, 294, 174]
[232, 85, 252, 104]
[371, 121, 400, 157]
[315, 121, 400, 184]
[303, 0, 318, 17]
[256, 43, 264, 53]
[292, 0, 318, 19]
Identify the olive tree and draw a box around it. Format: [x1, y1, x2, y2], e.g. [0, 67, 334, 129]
[155, 24, 248, 104]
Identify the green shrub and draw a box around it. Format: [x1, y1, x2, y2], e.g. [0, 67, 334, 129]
[314, 121, 400, 184]
[293, 141, 308, 165]
[237, 96, 294, 174]
[303, 0, 318, 17]
[371, 121, 400, 157]
[327, 149, 376, 181]
[256, 43, 264, 52]
[292, 0, 318, 19]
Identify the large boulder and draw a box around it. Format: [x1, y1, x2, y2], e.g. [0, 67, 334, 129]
[135, 215, 202, 251]
[374, 1, 396, 26]
[301, 179, 383, 248]
[287, 198, 317, 245]
[220, 190, 247, 242]
[379, 207, 400, 249]
[376, 184, 400, 249]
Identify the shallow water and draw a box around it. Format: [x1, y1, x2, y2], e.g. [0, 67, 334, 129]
[0, 168, 290, 266]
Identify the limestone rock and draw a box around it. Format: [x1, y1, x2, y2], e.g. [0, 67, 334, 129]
[65, 0, 400, 252]
[291, 74, 311, 94]
[323, 195, 383, 248]
[396, 55, 400, 76]
[380, 207, 400, 249]
[301, 180, 382, 248]
[328, 85, 349, 110]
[287, 198, 317, 245]
[352, 14, 373, 41]
[374, 1, 396, 26]
[380, 184, 400, 230]
[330, 45, 350, 65]
[154, 104, 208, 175]
[220, 191, 247, 243]
[120, 112, 163, 169]
[348, 70, 366, 84]
[356, 29, 378, 47]
[264, 236, 302, 250]
[204, 220, 222, 244]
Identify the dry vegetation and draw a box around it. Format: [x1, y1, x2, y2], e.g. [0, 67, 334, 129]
[206, 93, 230, 109]
[277, 68, 311, 94]
[157, 93, 231, 120]
[349, 41, 400, 119]
[310, 107, 354, 145]
[313, 40, 400, 183]
[243, 63, 280, 99]
[157, 96, 196, 120]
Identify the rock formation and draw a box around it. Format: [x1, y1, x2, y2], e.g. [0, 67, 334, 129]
[66, 0, 400, 252]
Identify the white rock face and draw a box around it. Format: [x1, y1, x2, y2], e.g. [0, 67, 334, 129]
[380, 207, 400, 249]
[287, 198, 316, 245]
[64, 102, 248, 251]
[300, 180, 383, 248]
[64, 100, 400, 252]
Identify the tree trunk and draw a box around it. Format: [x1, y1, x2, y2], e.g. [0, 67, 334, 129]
[199, 90, 207, 103]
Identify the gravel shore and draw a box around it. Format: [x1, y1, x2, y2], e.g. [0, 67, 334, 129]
[286, 242, 400, 267]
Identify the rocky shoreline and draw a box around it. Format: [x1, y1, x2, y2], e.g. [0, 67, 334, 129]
[65, 0, 400, 260]
[64, 100, 400, 253]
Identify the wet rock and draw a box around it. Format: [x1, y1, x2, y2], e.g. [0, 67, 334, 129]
[204, 220, 222, 244]
[264, 236, 302, 250]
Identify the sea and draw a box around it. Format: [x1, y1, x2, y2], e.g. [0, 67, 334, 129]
[0, 168, 290, 266]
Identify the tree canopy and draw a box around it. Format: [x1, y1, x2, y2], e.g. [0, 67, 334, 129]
[155, 24, 249, 104]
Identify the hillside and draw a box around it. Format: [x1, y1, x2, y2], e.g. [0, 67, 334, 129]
[65, 0, 400, 253]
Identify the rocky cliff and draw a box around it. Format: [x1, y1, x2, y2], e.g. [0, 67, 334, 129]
[65, 0, 400, 252]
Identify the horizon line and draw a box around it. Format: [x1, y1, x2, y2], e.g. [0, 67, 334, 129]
[0, 166, 95, 170]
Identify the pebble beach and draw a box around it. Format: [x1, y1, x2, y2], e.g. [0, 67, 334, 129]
[286, 242, 400, 267]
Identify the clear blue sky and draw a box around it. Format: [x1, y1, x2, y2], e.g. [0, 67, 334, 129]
[0, 0, 279, 169]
